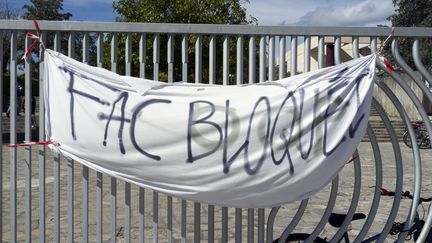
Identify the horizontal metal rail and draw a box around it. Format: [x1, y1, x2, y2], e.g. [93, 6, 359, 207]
[0, 20, 430, 37]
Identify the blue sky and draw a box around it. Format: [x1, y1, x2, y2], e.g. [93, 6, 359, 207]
[8, 0, 395, 26]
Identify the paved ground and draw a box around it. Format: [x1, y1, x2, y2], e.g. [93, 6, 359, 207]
[1, 142, 431, 242]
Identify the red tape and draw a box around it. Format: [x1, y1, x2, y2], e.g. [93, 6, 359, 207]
[384, 58, 395, 73]
[21, 39, 37, 61]
[7, 141, 54, 148]
[33, 20, 40, 36]
[346, 155, 359, 164]
[20, 20, 43, 62]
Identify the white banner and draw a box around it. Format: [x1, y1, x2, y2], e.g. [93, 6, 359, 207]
[44, 50, 376, 208]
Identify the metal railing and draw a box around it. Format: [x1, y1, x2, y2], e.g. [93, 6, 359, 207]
[0, 20, 432, 242]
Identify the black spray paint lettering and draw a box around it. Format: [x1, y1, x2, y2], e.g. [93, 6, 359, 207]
[242, 96, 271, 175]
[186, 100, 223, 163]
[130, 99, 172, 161]
[297, 89, 320, 160]
[98, 92, 129, 154]
[61, 65, 111, 141]
[269, 91, 295, 175]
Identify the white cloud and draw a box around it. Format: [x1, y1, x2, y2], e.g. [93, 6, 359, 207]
[247, 0, 313, 25]
[64, 0, 112, 7]
[293, 0, 395, 26]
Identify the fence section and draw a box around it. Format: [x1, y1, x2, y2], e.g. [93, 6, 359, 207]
[0, 20, 432, 242]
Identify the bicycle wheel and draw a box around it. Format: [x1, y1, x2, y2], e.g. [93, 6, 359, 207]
[403, 132, 413, 148]
[274, 233, 328, 243]
[420, 135, 431, 149]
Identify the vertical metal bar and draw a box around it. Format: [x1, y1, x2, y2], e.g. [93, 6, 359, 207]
[97, 32, 104, 68]
[111, 179, 117, 243]
[53, 31, 61, 243]
[223, 35, 229, 85]
[195, 35, 202, 83]
[139, 37, 146, 243]
[268, 36, 275, 81]
[235, 208, 242, 243]
[153, 34, 160, 81]
[209, 35, 216, 84]
[334, 36, 341, 65]
[152, 35, 160, 243]
[9, 32, 17, 243]
[125, 182, 131, 243]
[352, 36, 359, 58]
[167, 196, 173, 243]
[110, 32, 118, 243]
[139, 187, 145, 243]
[208, 205, 214, 243]
[152, 191, 158, 243]
[111, 33, 118, 73]
[318, 36, 325, 69]
[236, 35, 243, 84]
[38, 32, 46, 243]
[24, 32, 33, 243]
[82, 32, 89, 243]
[259, 36, 266, 82]
[248, 36, 256, 84]
[66, 159, 74, 243]
[222, 207, 228, 242]
[0, 31, 3, 243]
[125, 33, 132, 76]
[279, 36, 286, 79]
[304, 36, 311, 72]
[68, 33, 75, 58]
[96, 172, 103, 243]
[167, 34, 174, 83]
[83, 33, 89, 64]
[194, 202, 200, 243]
[124, 32, 133, 241]
[258, 209, 264, 243]
[181, 200, 187, 243]
[182, 34, 188, 82]
[290, 36, 297, 76]
[82, 166, 89, 243]
[371, 37, 378, 53]
[67, 32, 75, 243]
[139, 33, 146, 78]
[247, 209, 254, 243]
[96, 32, 104, 243]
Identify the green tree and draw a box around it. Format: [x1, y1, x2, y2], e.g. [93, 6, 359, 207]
[387, 0, 432, 69]
[113, 0, 256, 25]
[110, 0, 257, 82]
[22, 0, 71, 20]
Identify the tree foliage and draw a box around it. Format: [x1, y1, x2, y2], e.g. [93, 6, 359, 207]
[110, 0, 257, 82]
[387, 0, 432, 69]
[113, 0, 256, 24]
[22, 0, 71, 20]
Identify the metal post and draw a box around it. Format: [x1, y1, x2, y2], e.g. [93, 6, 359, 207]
[24, 32, 32, 243]
[236, 35, 243, 84]
[209, 35, 216, 84]
[195, 35, 202, 83]
[248, 36, 256, 84]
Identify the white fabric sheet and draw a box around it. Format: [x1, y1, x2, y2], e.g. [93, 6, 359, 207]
[44, 49, 376, 207]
